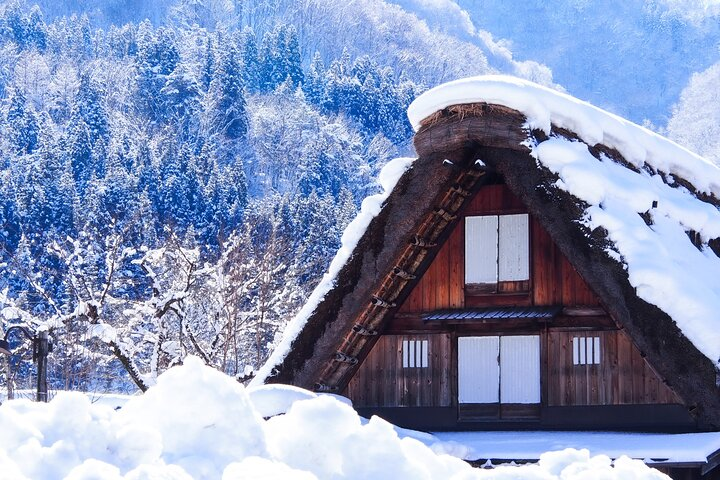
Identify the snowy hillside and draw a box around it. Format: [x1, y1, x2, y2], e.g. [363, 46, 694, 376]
[0, 357, 671, 479]
[455, 0, 720, 126]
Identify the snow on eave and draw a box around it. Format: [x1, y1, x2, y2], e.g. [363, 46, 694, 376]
[252, 157, 416, 385]
[407, 74, 720, 199]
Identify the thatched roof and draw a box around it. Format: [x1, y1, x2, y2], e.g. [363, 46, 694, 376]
[254, 76, 720, 430]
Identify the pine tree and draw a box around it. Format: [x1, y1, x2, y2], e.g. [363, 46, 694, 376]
[303, 51, 326, 107]
[205, 45, 247, 140]
[237, 27, 260, 92]
[135, 24, 180, 121]
[278, 24, 303, 88]
[6, 89, 39, 155]
[200, 36, 215, 92]
[75, 73, 109, 145]
[4, 1, 26, 48]
[259, 24, 303, 93]
[160, 61, 202, 137]
[26, 5, 47, 52]
[65, 106, 92, 191]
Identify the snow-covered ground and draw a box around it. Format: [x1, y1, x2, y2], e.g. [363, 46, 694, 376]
[0, 357, 671, 479]
[428, 430, 720, 466]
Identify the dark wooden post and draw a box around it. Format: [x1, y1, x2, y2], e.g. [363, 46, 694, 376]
[35, 331, 48, 403]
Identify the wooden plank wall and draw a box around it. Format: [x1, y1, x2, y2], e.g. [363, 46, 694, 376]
[546, 329, 679, 406]
[346, 334, 452, 408]
[532, 221, 599, 306]
[398, 183, 600, 314]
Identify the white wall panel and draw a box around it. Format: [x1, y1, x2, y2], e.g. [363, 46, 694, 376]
[500, 335, 540, 404]
[498, 214, 529, 281]
[465, 216, 498, 284]
[458, 336, 500, 403]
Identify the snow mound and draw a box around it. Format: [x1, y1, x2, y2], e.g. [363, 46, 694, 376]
[0, 357, 669, 479]
[408, 75, 720, 364]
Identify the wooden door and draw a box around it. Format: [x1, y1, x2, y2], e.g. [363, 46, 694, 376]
[458, 336, 500, 403]
[458, 335, 540, 420]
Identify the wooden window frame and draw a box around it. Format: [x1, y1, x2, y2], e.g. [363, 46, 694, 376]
[465, 214, 530, 295]
[402, 339, 429, 368]
[572, 336, 601, 366]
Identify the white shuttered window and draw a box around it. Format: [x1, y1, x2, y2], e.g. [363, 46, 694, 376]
[465, 214, 529, 285]
[572, 336, 601, 365]
[402, 339, 428, 368]
[498, 214, 530, 281]
[465, 216, 499, 284]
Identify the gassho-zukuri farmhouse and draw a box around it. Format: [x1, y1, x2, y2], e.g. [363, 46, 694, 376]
[252, 75, 720, 478]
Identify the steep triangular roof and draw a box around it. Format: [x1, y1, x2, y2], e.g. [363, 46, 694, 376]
[254, 76, 720, 429]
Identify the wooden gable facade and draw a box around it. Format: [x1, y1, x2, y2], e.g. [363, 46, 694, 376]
[345, 182, 688, 431]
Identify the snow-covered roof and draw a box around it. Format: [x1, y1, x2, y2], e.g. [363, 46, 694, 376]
[409, 75, 720, 367]
[408, 75, 720, 197]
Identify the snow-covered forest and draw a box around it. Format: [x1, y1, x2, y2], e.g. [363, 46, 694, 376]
[0, 0, 719, 396]
[0, 0, 530, 394]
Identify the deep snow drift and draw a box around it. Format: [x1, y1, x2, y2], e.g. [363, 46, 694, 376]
[0, 357, 670, 479]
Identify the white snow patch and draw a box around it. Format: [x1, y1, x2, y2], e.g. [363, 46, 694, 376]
[252, 157, 415, 385]
[426, 430, 720, 465]
[246, 384, 317, 418]
[409, 75, 720, 364]
[535, 137, 720, 363]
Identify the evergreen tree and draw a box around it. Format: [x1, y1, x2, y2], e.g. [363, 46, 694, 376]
[278, 24, 303, 88]
[65, 106, 93, 191]
[3, 1, 26, 47]
[75, 74, 109, 145]
[205, 45, 247, 140]
[237, 27, 260, 92]
[303, 51, 326, 107]
[259, 24, 303, 93]
[160, 62, 202, 137]
[136, 24, 180, 121]
[26, 5, 47, 52]
[200, 36, 215, 92]
[324, 48, 362, 114]
[6, 88, 38, 155]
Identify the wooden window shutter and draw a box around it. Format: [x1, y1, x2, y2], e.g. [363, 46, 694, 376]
[465, 216, 499, 285]
[498, 214, 529, 282]
[500, 335, 541, 403]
